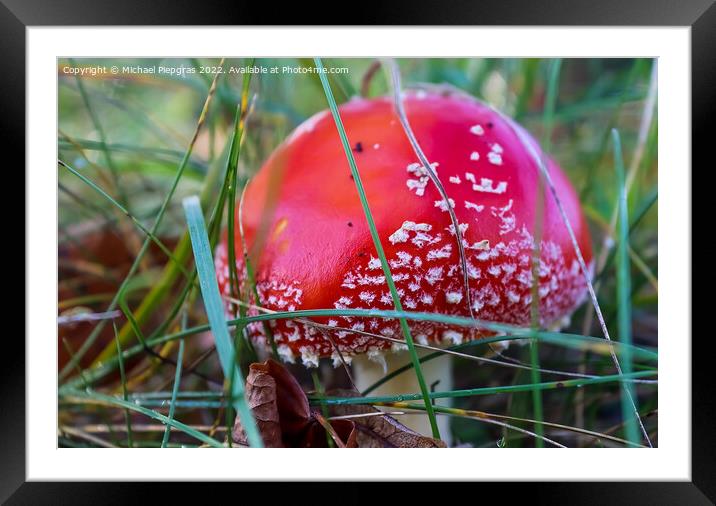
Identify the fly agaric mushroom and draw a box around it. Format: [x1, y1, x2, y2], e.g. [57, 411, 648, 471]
[215, 90, 592, 441]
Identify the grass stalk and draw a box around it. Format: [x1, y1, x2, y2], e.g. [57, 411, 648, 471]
[314, 57, 441, 439]
[382, 402, 646, 448]
[60, 389, 225, 447]
[182, 195, 263, 447]
[59, 159, 191, 280]
[309, 370, 656, 406]
[311, 371, 335, 448]
[612, 129, 641, 445]
[237, 183, 279, 359]
[161, 337, 185, 448]
[113, 323, 133, 448]
[60, 307, 659, 393]
[226, 63, 253, 309]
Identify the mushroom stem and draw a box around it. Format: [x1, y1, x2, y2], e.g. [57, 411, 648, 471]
[352, 350, 453, 446]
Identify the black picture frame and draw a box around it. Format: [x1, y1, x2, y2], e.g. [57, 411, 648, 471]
[5, 0, 713, 503]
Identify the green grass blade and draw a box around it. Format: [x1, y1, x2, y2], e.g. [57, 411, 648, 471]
[227, 311, 659, 362]
[113, 322, 133, 448]
[59, 159, 192, 280]
[386, 60, 475, 322]
[226, 62, 253, 305]
[224, 66, 275, 363]
[238, 183, 279, 359]
[58, 138, 209, 174]
[612, 129, 640, 446]
[118, 297, 151, 349]
[380, 402, 647, 448]
[299, 57, 354, 103]
[129, 391, 223, 399]
[310, 370, 656, 406]
[60, 307, 659, 393]
[314, 57, 441, 440]
[182, 195, 263, 448]
[162, 338, 185, 448]
[596, 187, 657, 283]
[358, 335, 656, 396]
[495, 83, 652, 447]
[311, 371, 335, 447]
[61, 389, 224, 447]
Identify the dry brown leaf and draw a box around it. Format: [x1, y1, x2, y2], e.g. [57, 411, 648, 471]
[233, 360, 445, 448]
[233, 360, 356, 447]
[233, 360, 306, 447]
[327, 389, 446, 448]
[301, 415, 358, 448]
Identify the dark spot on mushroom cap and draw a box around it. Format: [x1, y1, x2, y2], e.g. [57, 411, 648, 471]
[487, 121, 494, 129]
[352, 142, 363, 153]
[347, 221, 353, 227]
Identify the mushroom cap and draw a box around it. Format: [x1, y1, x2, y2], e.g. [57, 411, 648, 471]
[215, 91, 592, 366]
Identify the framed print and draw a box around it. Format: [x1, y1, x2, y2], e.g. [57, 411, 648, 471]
[6, 0, 714, 502]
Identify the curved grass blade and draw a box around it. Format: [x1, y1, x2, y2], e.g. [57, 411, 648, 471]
[182, 195, 263, 448]
[314, 57, 440, 439]
[232, 310, 657, 362]
[360, 338, 655, 396]
[310, 370, 656, 406]
[58, 137, 209, 175]
[385, 59, 476, 323]
[377, 403, 569, 448]
[384, 402, 646, 448]
[61, 389, 224, 448]
[60, 307, 659, 393]
[223, 296, 640, 388]
[59, 159, 192, 280]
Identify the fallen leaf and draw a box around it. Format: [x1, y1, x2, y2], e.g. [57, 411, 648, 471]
[232, 360, 305, 447]
[233, 359, 356, 448]
[326, 389, 446, 448]
[232, 360, 445, 448]
[302, 414, 357, 448]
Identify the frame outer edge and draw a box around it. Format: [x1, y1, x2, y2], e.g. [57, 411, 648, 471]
[691, 1, 716, 503]
[0, 1, 27, 504]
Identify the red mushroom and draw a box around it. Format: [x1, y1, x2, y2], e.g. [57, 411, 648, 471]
[216, 90, 592, 440]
